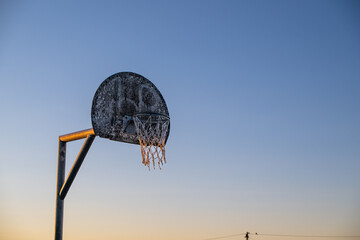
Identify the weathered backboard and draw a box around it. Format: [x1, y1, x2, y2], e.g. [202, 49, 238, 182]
[91, 72, 169, 145]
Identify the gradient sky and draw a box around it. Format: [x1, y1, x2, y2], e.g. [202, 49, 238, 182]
[0, 1, 359, 240]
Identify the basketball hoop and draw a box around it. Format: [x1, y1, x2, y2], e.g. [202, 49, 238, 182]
[91, 72, 170, 169]
[55, 72, 171, 240]
[133, 113, 170, 170]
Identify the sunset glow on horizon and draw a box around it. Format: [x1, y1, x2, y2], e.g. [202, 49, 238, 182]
[0, 1, 359, 240]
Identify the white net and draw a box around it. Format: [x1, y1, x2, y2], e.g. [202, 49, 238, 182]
[133, 113, 170, 170]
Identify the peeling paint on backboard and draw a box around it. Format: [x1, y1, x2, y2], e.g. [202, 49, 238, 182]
[91, 72, 169, 144]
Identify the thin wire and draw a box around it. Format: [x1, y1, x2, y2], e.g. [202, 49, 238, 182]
[202, 232, 360, 240]
[255, 233, 360, 238]
[202, 232, 247, 240]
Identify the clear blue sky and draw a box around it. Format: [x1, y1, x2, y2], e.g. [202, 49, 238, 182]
[0, 1, 359, 240]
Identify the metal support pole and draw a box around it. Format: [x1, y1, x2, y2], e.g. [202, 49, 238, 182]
[54, 140, 66, 240]
[59, 135, 95, 200]
[54, 129, 95, 240]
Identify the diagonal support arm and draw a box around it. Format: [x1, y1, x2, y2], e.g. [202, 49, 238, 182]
[59, 134, 95, 200]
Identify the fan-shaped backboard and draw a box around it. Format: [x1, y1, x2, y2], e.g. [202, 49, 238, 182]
[91, 72, 169, 144]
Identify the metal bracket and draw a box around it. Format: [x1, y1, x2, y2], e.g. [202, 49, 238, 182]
[121, 115, 132, 133]
[59, 134, 95, 200]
